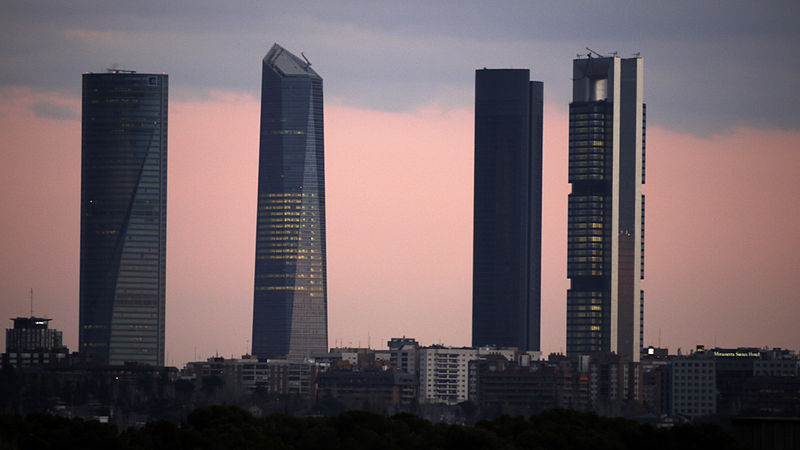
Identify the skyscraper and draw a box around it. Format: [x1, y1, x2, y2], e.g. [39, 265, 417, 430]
[472, 69, 543, 352]
[252, 44, 327, 359]
[80, 71, 167, 366]
[567, 56, 644, 361]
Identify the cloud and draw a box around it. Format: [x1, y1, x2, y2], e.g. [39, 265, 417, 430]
[31, 101, 79, 120]
[2, 1, 799, 133]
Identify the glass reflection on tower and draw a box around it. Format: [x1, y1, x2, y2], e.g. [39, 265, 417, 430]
[80, 71, 167, 366]
[567, 56, 644, 361]
[252, 44, 328, 359]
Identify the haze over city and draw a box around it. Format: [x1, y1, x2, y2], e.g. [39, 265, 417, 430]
[1, 1, 799, 367]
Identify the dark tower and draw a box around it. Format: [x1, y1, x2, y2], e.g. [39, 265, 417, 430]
[252, 44, 328, 359]
[80, 71, 167, 366]
[472, 69, 543, 352]
[567, 56, 644, 361]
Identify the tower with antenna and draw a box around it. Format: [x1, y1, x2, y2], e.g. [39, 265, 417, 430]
[567, 51, 645, 362]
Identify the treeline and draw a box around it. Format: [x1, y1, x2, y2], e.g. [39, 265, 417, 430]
[0, 406, 748, 450]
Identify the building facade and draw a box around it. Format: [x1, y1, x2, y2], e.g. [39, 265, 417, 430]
[183, 355, 321, 396]
[566, 56, 645, 361]
[80, 71, 168, 366]
[252, 44, 328, 359]
[472, 69, 543, 352]
[4, 317, 68, 367]
[316, 367, 418, 413]
[420, 347, 479, 405]
[469, 358, 591, 416]
[386, 337, 421, 376]
[671, 357, 717, 418]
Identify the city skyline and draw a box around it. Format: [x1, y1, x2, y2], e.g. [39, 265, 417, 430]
[472, 69, 543, 352]
[1, 2, 799, 367]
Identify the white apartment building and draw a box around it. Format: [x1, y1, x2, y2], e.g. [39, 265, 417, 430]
[420, 347, 479, 405]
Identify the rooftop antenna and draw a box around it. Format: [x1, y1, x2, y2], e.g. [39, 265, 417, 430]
[29, 288, 34, 316]
[585, 47, 604, 58]
[300, 52, 312, 67]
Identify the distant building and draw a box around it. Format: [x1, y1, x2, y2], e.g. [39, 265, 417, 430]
[4, 316, 68, 367]
[670, 357, 717, 419]
[469, 358, 590, 416]
[329, 347, 375, 366]
[642, 346, 669, 359]
[420, 347, 479, 405]
[567, 55, 645, 361]
[587, 352, 643, 416]
[183, 355, 321, 396]
[740, 377, 800, 417]
[472, 69, 543, 352]
[252, 43, 328, 359]
[385, 337, 421, 376]
[712, 347, 797, 416]
[80, 70, 168, 366]
[667, 347, 799, 418]
[316, 365, 417, 413]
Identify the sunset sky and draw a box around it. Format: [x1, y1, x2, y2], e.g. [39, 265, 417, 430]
[1, 1, 799, 366]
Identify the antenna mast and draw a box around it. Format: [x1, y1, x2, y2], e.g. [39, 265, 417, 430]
[29, 288, 34, 316]
[585, 47, 604, 58]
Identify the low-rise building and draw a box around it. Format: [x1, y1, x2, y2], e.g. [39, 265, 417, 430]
[671, 357, 716, 419]
[469, 357, 589, 416]
[384, 337, 421, 376]
[183, 356, 320, 396]
[3, 317, 68, 368]
[587, 353, 643, 416]
[420, 347, 479, 405]
[316, 364, 417, 413]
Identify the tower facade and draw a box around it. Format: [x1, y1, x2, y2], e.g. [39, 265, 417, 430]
[80, 71, 167, 366]
[472, 69, 543, 352]
[567, 56, 644, 361]
[252, 44, 328, 359]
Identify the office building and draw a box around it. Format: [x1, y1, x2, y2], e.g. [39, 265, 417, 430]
[252, 44, 328, 359]
[472, 69, 543, 352]
[4, 316, 68, 367]
[567, 56, 644, 361]
[80, 71, 167, 366]
[6, 317, 62, 353]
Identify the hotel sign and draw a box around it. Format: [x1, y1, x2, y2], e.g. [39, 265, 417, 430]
[713, 351, 761, 358]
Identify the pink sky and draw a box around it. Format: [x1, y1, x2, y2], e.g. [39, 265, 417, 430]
[1, 87, 799, 366]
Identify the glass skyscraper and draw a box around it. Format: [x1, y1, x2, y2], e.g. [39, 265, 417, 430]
[472, 69, 543, 352]
[567, 56, 644, 361]
[80, 71, 167, 366]
[252, 44, 328, 359]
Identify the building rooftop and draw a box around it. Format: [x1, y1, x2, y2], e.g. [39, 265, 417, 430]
[264, 43, 320, 78]
[10, 316, 52, 329]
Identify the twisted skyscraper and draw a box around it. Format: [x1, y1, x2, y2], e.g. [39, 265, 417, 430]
[80, 71, 168, 366]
